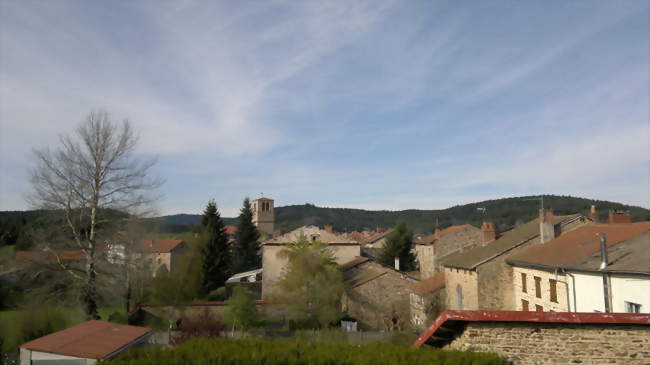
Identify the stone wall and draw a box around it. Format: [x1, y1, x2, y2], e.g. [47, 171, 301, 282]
[417, 226, 483, 280]
[512, 266, 569, 312]
[446, 322, 650, 365]
[409, 289, 446, 330]
[444, 267, 479, 310]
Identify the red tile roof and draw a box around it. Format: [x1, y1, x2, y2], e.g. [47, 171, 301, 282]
[139, 239, 185, 253]
[16, 250, 86, 262]
[507, 222, 650, 270]
[362, 228, 395, 244]
[413, 310, 650, 348]
[21, 320, 151, 360]
[415, 225, 470, 244]
[407, 272, 445, 294]
[225, 225, 237, 235]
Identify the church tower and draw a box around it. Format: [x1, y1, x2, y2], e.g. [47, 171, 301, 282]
[252, 197, 274, 237]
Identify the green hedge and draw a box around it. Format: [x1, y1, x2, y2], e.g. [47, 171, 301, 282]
[111, 338, 505, 365]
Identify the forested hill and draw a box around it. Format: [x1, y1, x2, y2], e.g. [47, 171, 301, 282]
[160, 195, 650, 234]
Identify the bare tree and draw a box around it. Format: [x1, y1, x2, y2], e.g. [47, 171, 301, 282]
[29, 111, 162, 319]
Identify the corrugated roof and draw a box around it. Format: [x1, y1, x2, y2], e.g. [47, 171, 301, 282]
[139, 239, 185, 253]
[407, 272, 445, 294]
[507, 222, 650, 273]
[415, 225, 470, 245]
[21, 320, 151, 360]
[442, 215, 580, 270]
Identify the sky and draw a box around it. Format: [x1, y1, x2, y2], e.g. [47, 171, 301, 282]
[0, 0, 648, 217]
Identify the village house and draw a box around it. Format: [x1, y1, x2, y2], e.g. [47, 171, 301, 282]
[361, 227, 394, 249]
[340, 257, 418, 331]
[506, 218, 650, 313]
[138, 239, 188, 276]
[442, 209, 587, 311]
[415, 221, 490, 280]
[406, 272, 446, 329]
[261, 225, 360, 298]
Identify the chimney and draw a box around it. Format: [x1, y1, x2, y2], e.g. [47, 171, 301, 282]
[149, 240, 154, 248]
[394, 257, 400, 271]
[376, 226, 384, 233]
[608, 210, 631, 224]
[588, 205, 599, 222]
[481, 222, 497, 244]
[324, 225, 333, 233]
[598, 232, 608, 270]
[539, 209, 555, 244]
[433, 217, 441, 239]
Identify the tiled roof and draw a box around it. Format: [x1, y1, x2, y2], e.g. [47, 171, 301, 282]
[139, 239, 185, 253]
[507, 222, 650, 273]
[413, 310, 650, 348]
[442, 215, 581, 270]
[340, 256, 370, 270]
[415, 225, 471, 245]
[21, 320, 151, 360]
[224, 225, 238, 235]
[16, 250, 86, 262]
[362, 228, 395, 244]
[407, 272, 445, 294]
[264, 226, 358, 245]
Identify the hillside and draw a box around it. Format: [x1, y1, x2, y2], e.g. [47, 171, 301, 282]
[159, 195, 650, 234]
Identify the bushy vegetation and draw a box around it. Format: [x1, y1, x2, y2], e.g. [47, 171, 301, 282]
[110, 337, 505, 365]
[0, 306, 82, 353]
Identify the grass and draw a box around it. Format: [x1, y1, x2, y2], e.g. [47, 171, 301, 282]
[110, 337, 506, 365]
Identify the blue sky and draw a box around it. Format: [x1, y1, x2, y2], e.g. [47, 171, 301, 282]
[1, 0, 648, 216]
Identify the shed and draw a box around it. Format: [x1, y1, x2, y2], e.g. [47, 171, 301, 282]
[20, 320, 152, 365]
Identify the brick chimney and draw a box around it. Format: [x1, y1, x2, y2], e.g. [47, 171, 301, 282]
[588, 205, 598, 222]
[481, 222, 497, 244]
[539, 209, 555, 244]
[433, 217, 441, 239]
[324, 225, 333, 233]
[608, 210, 631, 224]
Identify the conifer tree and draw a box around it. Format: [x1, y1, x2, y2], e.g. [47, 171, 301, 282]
[231, 198, 261, 273]
[378, 220, 416, 271]
[200, 200, 231, 296]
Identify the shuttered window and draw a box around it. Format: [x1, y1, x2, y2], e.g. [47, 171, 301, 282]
[521, 273, 527, 293]
[534, 276, 541, 298]
[521, 299, 529, 311]
[549, 279, 558, 303]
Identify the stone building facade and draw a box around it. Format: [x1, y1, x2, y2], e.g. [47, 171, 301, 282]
[442, 211, 586, 311]
[511, 266, 569, 312]
[252, 197, 274, 237]
[407, 272, 446, 329]
[138, 239, 188, 276]
[341, 258, 418, 331]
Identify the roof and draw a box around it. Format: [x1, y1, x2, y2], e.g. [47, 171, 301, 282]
[224, 225, 238, 235]
[413, 310, 650, 348]
[226, 268, 263, 284]
[264, 226, 359, 245]
[16, 250, 86, 262]
[507, 222, 650, 274]
[407, 272, 445, 294]
[362, 228, 395, 244]
[21, 320, 151, 360]
[442, 214, 580, 270]
[340, 256, 370, 270]
[415, 225, 471, 245]
[139, 239, 185, 253]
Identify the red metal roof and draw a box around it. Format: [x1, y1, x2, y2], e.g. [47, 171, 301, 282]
[21, 320, 151, 360]
[139, 239, 185, 253]
[413, 310, 650, 348]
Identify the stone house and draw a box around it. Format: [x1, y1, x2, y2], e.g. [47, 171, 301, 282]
[341, 257, 418, 331]
[261, 226, 360, 298]
[442, 210, 586, 311]
[138, 239, 188, 276]
[361, 228, 395, 249]
[415, 223, 491, 280]
[406, 272, 446, 330]
[506, 220, 650, 313]
[413, 310, 650, 365]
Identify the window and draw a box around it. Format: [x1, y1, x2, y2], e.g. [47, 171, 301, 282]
[521, 273, 527, 293]
[549, 279, 557, 303]
[534, 276, 541, 298]
[625, 301, 642, 313]
[521, 299, 529, 311]
[535, 305, 543, 312]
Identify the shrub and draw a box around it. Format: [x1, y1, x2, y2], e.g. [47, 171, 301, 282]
[169, 309, 225, 346]
[110, 337, 506, 365]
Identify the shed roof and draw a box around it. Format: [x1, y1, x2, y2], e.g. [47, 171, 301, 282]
[139, 239, 185, 253]
[407, 272, 445, 294]
[442, 214, 580, 270]
[507, 222, 650, 273]
[21, 320, 151, 360]
[413, 310, 650, 348]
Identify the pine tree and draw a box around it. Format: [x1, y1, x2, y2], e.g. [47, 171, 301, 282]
[231, 198, 262, 273]
[378, 220, 416, 271]
[200, 200, 231, 296]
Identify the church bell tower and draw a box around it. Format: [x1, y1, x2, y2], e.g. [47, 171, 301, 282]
[252, 197, 274, 237]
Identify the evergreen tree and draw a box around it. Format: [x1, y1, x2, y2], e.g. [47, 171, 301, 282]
[378, 220, 416, 271]
[200, 200, 231, 296]
[231, 198, 262, 273]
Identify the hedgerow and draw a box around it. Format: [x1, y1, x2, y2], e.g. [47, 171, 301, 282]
[110, 337, 505, 365]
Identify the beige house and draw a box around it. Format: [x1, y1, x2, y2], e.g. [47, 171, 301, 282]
[442, 210, 587, 311]
[361, 228, 395, 249]
[261, 226, 360, 298]
[507, 221, 650, 313]
[415, 223, 489, 280]
[139, 239, 187, 276]
[341, 257, 418, 330]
